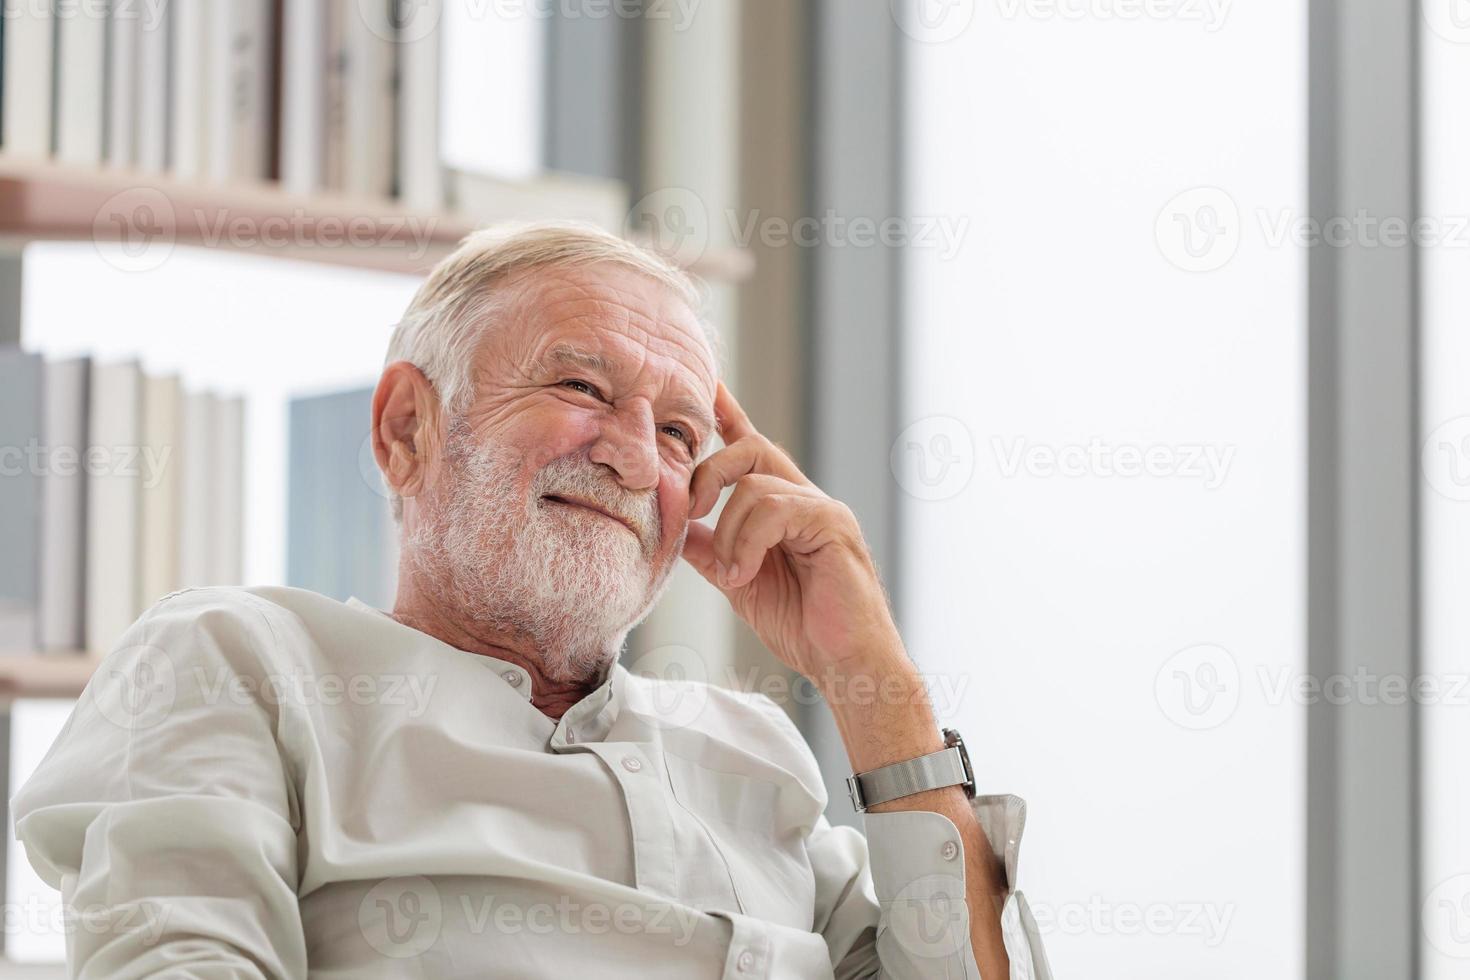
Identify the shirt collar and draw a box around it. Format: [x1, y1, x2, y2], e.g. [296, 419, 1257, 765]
[344, 596, 624, 731]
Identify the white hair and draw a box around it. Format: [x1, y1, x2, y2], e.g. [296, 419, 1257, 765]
[381, 220, 720, 525]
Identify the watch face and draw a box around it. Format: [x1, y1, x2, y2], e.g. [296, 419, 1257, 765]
[944, 728, 976, 796]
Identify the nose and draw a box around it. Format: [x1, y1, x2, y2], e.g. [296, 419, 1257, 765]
[588, 401, 660, 492]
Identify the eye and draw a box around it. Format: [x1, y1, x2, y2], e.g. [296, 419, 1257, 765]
[559, 378, 603, 399]
[661, 423, 693, 448]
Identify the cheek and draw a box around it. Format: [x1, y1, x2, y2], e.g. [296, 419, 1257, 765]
[500, 404, 603, 470]
[656, 470, 692, 541]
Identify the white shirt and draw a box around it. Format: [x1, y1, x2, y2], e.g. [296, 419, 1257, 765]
[11, 585, 1051, 978]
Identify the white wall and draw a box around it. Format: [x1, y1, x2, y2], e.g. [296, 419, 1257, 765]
[1420, 8, 1470, 975]
[899, 2, 1305, 976]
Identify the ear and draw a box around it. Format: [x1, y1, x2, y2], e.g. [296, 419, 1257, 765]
[372, 361, 442, 509]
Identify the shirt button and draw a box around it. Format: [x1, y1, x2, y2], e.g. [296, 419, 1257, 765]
[941, 840, 959, 861]
[736, 950, 755, 972]
[501, 670, 522, 687]
[621, 756, 643, 773]
[565, 730, 576, 744]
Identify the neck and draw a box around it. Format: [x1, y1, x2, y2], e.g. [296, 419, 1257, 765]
[389, 582, 606, 721]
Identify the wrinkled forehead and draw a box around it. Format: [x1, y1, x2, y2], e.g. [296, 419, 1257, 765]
[482, 261, 719, 393]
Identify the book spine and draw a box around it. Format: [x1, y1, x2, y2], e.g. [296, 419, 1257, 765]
[170, 0, 211, 180]
[341, 0, 394, 199]
[55, 0, 109, 166]
[84, 361, 143, 656]
[38, 357, 90, 652]
[280, 0, 327, 195]
[0, 350, 44, 650]
[209, 0, 274, 183]
[106, 2, 141, 168]
[134, 1, 172, 173]
[395, 0, 444, 211]
[1, 0, 57, 157]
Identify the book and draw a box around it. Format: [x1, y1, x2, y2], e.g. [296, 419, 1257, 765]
[287, 386, 396, 608]
[106, 1, 140, 167]
[1, 0, 56, 158]
[134, 1, 172, 172]
[177, 389, 216, 588]
[211, 394, 245, 585]
[447, 169, 629, 232]
[395, 0, 444, 210]
[55, 0, 109, 165]
[321, 0, 348, 191]
[280, 0, 328, 195]
[37, 356, 90, 652]
[170, 0, 212, 179]
[209, 0, 274, 184]
[84, 361, 143, 655]
[139, 373, 182, 609]
[338, 0, 395, 198]
[0, 349, 44, 649]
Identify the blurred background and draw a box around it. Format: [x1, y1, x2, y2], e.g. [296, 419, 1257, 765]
[0, 0, 1463, 977]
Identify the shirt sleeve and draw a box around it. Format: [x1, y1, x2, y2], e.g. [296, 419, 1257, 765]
[8, 588, 308, 979]
[811, 793, 1053, 980]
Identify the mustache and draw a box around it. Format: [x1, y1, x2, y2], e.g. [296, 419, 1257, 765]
[531, 455, 661, 550]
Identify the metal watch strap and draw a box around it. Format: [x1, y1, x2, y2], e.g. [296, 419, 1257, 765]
[846, 728, 975, 812]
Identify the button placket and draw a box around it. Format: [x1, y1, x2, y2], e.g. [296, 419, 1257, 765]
[599, 744, 677, 902]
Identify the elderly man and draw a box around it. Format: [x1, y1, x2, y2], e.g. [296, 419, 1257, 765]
[12, 224, 1050, 979]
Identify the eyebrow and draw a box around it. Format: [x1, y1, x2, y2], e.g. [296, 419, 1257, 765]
[543, 343, 718, 445]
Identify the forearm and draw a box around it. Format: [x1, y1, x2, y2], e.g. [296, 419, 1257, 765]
[822, 645, 1011, 980]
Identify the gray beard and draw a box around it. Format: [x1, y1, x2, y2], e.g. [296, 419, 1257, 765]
[404, 418, 685, 683]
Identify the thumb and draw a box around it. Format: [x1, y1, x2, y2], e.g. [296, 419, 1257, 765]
[680, 521, 732, 593]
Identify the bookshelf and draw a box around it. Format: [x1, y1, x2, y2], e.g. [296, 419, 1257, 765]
[0, 159, 755, 281]
[0, 654, 103, 702]
[0, 162, 753, 703]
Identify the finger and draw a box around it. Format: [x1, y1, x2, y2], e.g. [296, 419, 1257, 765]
[724, 494, 825, 589]
[689, 439, 809, 520]
[680, 521, 732, 593]
[714, 381, 758, 444]
[711, 474, 812, 572]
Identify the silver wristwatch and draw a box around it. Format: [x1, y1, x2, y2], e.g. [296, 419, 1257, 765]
[846, 727, 975, 812]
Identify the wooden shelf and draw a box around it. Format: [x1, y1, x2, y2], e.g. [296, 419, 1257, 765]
[0, 653, 102, 701]
[0, 158, 753, 282]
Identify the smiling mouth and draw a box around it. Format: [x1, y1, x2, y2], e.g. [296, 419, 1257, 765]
[541, 495, 638, 536]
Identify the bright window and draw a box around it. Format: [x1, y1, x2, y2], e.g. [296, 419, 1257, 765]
[899, 5, 1306, 975]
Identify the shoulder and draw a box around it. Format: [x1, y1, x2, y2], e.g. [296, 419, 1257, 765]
[93, 585, 343, 700]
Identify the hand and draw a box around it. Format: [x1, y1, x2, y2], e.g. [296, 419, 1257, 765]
[681, 383, 907, 686]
